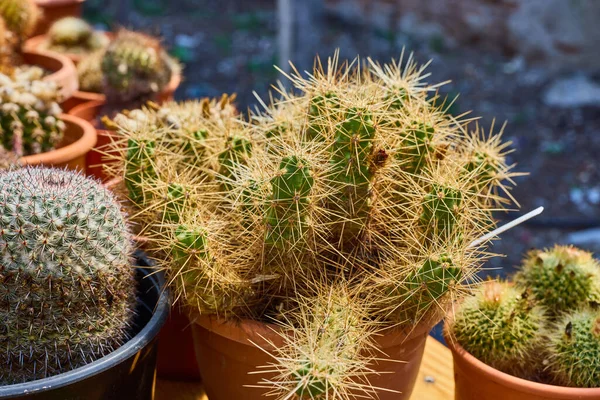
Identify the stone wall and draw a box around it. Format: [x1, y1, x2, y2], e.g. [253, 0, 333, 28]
[325, 0, 600, 69]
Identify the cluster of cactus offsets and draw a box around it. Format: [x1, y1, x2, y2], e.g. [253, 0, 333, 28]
[105, 52, 520, 398]
[101, 29, 174, 102]
[449, 281, 546, 378]
[0, 67, 65, 156]
[450, 244, 600, 388]
[0, 167, 137, 384]
[515, 245, 600, 316]
[43, 17, 109, 55]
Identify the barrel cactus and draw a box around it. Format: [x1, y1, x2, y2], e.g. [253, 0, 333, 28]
[449, 280, 546, 378]
[545, 308, 600, 388]
[0, 167, 137, 384]
[514, 245, 600, 317]
[43, 17, 109, 55]
[0, 68, 65, 156]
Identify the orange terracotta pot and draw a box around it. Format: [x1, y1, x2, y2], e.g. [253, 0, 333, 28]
[33, 0, 85, 36]
[22, 50, 78, 101]
[446, 332, 600, 400]
[68, 100, 114, 181]
[190, 314, 430, 400]
[20, 113, 96, 171]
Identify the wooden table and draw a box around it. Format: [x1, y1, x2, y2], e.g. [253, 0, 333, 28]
[155, 336, 454, 400]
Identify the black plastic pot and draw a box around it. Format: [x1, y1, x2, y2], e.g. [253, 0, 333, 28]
[0, 255, 170, 400]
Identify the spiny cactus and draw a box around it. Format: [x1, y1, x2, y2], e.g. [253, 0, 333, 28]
[43, 17, 109, 55]
[544, 308, 600, 388]
[449, 280, 546, 378]
[77, 49, 104, 93]
[0, 0, 39, 43]
[0, 167, 136, 384]
[101, 29, 173, 102]
[514, 245, 600, 317]
[0, 68, 65, 156]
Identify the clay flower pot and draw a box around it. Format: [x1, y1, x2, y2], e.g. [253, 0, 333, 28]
[20, 113, 96, 172]
[190, 313, 430, 400]
[446, 333, 600, 400]
[33, 0, 85, 36]
[22, 50, 78, 100]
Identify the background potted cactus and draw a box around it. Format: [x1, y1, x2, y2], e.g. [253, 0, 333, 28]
[446, 245, 600, 400]
[0, 66, 95, 171]
[0, 167, 169, 399]
[0, 0, 78, 100]
[103, 52, 521, 399]
[33, 0, 85, 36]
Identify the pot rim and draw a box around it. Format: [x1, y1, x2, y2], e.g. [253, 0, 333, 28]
[191, 312, 433, 350]
[0, 267, 170, 397]
[444, 329, 600, 397]
[19, 113, 97, 166]
[35, 0, 85, 7]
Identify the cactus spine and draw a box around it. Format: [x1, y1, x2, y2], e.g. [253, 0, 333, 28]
[0, 167, 136, 384]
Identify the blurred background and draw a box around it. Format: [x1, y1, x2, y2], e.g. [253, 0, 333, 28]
[82, 0, 600, 276]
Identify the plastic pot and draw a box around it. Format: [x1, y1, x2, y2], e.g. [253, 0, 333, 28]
[0, 261, 170, 400]
[20, 113, 96, 172]
[446, 331, 600, 400]
[33, 0, 85, 36]
[190, 313, 430, 400]
[22, 50, 78, 100]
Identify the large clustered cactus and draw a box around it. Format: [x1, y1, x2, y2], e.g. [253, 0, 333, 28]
[0, 167, 137, 384]
[42, 17, 109, 56]
[105, 53, 519, 398]
[449, 244, 600, 389]
[0, 67, 65, 156]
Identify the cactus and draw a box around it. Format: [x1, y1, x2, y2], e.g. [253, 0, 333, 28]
[76, 49, 105, 93]
[101, 29, 173, 102]
[0, 167, 136, 384]
[544, 308, 600, 388]
[218, 135, 252, 191]
[449, 280, 546, 378]
[0, 69, 65, 156]
[420, 183, 463, 233]
[124, 137, 158, 206]
[0, 0, 39, 44]
[44, 17, 109, 55]
[0, 147, 18, 169]
[399, 121, 435, 175]
[514, 245, 600, 317]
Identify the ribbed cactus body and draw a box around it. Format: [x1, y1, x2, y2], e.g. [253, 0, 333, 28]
[420, 184, 462, 233]
[0, 71, 65, 156]
[0, 168, 136, 384]
[0, 0, 39, 41]
[450, 281, 545, 377]
[265, 156, 314, 248]
[545, 308, 600, 388]
[125, 138, 157, 206]
[101, 30, 172, 102]
[399, 122, 434, 174]
[514, 245, 600, 316]
[329, 107, 375, 239]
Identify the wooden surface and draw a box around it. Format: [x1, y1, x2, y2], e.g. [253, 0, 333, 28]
[155, 336, 454, 400]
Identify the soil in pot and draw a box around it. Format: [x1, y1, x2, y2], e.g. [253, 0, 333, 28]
[22, 50, 78, 100]
[0, 262, 170, 400]
[190, 314, 430, 400]
[20, 113, 96, 171]
[446, 332, 600, 400]
[33, 0, 85, 36]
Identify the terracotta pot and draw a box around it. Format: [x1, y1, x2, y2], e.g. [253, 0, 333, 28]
[67, 100, 114, 180]
[62, 62, 181, 112]
[446, 331, 600, 400]
[20, 113, 96, 171]
[22, 50, 78, 100]
[190, 314, 429, 400]
[33, 0, 85, 36]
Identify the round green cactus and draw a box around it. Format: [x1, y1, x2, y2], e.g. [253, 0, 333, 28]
[0, 0, 39, 42]
[514, 245, 600, 317]
[450, 280, 545, 377]
[101, 29, 173, 102]
[0, 69, 65, 156]
[0, 167, 136, 384]
[45, 17, 109, 55]
[545, 308, 600, 388]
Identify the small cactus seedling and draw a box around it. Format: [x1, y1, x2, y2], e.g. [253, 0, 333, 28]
[449, 280, 546, 378]
[544, 308, 600, 388]
[514, 245, 600, 317]
[0, 167, 137, 384]
[44, 17, 109, 55]
[101, 29, 173, 103]
[0, 69, 65, 156]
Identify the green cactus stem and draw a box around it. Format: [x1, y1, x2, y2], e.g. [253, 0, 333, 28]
[218, 135, 252, 191]
[420, 183, 462, 233]
[124, 138, 158, 206]
[398, 122, 435, 175]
